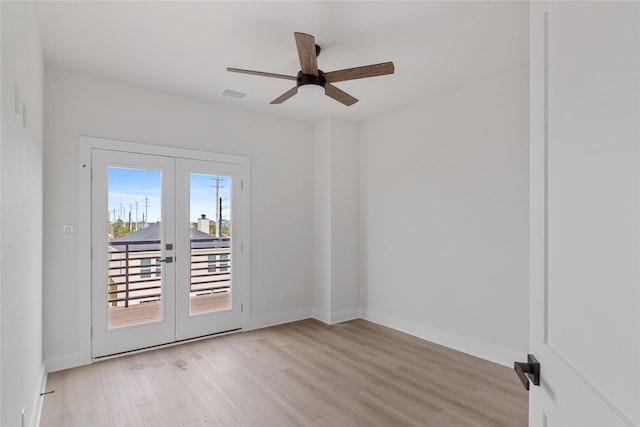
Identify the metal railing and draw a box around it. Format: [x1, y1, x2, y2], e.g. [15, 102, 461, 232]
[108, 239, 231, 308]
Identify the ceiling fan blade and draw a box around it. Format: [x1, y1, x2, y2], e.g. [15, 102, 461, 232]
[325, 83, 358, 106]
[227, 67, 297, 81]
[323, 62, 395, 83]
[294, 32, 318, 76]
[270, 86, 298, 104]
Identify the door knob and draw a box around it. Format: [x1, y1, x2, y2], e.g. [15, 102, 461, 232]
[158, 257, 173, 263]
[514, 354, 540, 390]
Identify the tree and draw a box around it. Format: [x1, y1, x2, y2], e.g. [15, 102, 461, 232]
[110, 219, 131, 238]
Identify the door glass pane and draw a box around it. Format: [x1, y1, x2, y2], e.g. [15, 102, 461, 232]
[189, 174, 231, 315]
[107, 167, 163, 328]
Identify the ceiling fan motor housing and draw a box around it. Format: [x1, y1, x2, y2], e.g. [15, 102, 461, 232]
[297, 70, 326, 89]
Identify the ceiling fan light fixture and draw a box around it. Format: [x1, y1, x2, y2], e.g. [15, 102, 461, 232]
[298, 83, 325, 98]
[227, 32, 394, 106]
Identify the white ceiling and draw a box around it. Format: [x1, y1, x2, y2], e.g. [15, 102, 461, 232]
[34, 1, 528, 123]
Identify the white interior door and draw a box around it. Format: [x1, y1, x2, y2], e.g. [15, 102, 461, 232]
[92, 148, 245, 357]
[529, 2, 639, 426]
[175, 158, 243, 340]
[91, 149, 176, 357]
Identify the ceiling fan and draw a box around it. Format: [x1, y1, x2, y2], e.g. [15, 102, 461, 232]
[227, 32, 394, 106]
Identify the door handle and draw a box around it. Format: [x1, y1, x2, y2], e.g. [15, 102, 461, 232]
[514, 354, 540, 391]
[158, 257, 173, 264]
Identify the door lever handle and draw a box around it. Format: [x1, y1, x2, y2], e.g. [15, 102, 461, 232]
[158, 257, 173, 264]
[514, 354, 540, 391]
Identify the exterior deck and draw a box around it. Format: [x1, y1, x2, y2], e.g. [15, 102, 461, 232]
[108, 293, 231, 328]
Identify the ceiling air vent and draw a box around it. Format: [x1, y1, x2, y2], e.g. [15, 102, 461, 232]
[221, 89, 247, 99]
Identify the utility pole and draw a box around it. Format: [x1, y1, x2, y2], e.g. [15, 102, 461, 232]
[218, 197, 223, 238]
[143, 197, 150, 226]
[129, 204, 133, 231]
[135, 201, 139, 229]
[211, 177, 225, 238]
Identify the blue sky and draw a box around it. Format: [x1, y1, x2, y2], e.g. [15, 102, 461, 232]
[108, 168, 231, 224]
[189, 173, 231, 223]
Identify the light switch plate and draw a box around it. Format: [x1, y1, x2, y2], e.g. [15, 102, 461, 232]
[63, 225, 74, 239]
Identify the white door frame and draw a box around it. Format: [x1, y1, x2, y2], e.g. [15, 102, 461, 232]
[79, 136, 251, 360]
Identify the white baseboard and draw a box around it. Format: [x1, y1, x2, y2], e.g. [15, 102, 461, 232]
[311, 307, 331, 324]
[330, 307, 361, 324]
[46, 351, 92, 373]
[364, 309, 524, 368]
[29, 363, 47, 427]
[244, 306, 312, 331]
[313, 307, 360, 325]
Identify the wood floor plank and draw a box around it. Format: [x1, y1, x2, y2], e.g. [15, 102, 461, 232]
[179, 419, 212, 427]
[359, 385, 437, 425]
[70, 364, 110, 426]
[101, 380, 144, 426]
[40, 319, 528, 427]
[40, 411, 79, 427]
[145, 364, 207, 425]
[186, 384, 246, 427]
[255, 376, 327, 425]
[471, 387, 529, 427]
[136, 399, 179, 427]
[315, 377, 412, 427]
[429, 408, 484, 427]
[121, 352, 165, 406]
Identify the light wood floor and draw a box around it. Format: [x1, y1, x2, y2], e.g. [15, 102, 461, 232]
[108, 294, 231, 328]
[40, 319, 528, 427]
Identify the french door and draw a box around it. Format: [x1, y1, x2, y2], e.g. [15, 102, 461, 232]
[91, 149, 243, 357]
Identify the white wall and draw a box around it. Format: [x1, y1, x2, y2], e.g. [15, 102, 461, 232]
[329, 120, 360, 322]
[1, 2, 45, 425]
[312, 121, 331, 321]
[361, 67, 529, 366]
[312, 119, 360, 324]
[43, 69, 314, 370]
